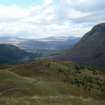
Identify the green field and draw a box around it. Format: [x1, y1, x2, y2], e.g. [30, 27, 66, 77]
[0, 60, 105, 105]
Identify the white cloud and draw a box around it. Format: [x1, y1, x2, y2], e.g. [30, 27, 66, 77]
[0, 0, 104, 38]
[0, 5, 28, 20]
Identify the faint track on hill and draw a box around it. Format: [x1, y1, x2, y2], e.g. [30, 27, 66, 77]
[0, 88, 21, 96]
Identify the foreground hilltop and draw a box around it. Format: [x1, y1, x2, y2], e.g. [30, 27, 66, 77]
[0, 60, 105, 105]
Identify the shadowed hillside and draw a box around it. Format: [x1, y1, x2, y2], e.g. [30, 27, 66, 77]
[0, 44, 34, 64]
[70, 23, 105, 68]
[51, 23, 105, 69]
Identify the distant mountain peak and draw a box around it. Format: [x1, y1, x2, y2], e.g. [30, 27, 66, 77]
[81, 23, 105, 42]
[90, 23, 105, 34]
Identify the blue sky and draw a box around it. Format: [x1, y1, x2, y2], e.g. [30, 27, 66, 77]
[0, 0, 104, 38]
[0, 0, 43, 7]
[0, 0, 59, 7]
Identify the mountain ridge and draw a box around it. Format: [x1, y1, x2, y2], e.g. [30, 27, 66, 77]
[69, 23, 105, 68]
[50, 23, 105, 68]
[0, 44, 34, 64]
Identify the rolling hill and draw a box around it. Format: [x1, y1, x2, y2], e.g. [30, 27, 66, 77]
[0, 44, 34, 64]
[0, 60, 105, 105]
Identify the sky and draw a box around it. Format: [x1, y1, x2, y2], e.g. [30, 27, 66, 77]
[0, 0, 104, 39]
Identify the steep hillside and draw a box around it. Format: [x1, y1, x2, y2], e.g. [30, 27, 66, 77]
[51, 23, 105, 68]
[69, 23, 105, 68]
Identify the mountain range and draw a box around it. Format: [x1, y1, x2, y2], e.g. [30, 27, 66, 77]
[0, 23, 105, 68]
[0, 36, 80, 52]
[0, 36, 80, 62]
[51, 23, 105, 68]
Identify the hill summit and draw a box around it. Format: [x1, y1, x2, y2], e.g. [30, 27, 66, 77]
[70, 23, 105, 68]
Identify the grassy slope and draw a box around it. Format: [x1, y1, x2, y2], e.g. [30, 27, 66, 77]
[0, 60, 105, 105]
[0, 96, 105, 105]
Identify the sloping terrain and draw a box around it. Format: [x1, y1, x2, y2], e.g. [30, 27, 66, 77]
[69, 23, 105, 68]
[51, 23, 105, 68]
[0, 36, 80, 59]
[0, 60, 105, 105]
[0, 44, 34, 64]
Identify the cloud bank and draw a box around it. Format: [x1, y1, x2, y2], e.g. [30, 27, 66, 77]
[0, 0, 104, 38]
